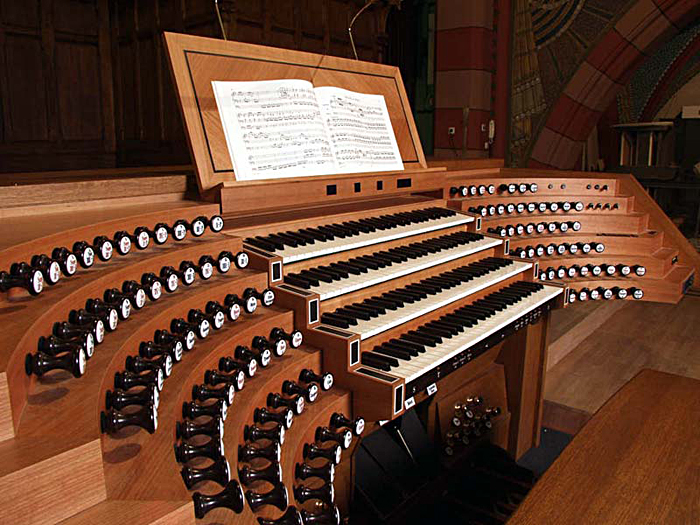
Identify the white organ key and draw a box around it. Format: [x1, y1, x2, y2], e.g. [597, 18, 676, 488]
[275, 214, 473, 263]
[354, 260, 533, 340]
[308, 236, 502, 300]
[387, 285, 563, 383]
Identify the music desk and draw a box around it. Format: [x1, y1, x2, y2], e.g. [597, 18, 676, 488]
[508, 369, 700, 524]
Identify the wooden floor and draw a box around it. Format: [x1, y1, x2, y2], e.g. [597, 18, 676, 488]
[545, 291, 700, 414]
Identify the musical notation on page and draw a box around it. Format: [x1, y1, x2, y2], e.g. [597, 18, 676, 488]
[315, 86, 403, 174]
[212, 79, 404, 181]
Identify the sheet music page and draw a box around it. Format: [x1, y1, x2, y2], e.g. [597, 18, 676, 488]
[212, 79, 337, 180]
[314, 86, 404, 174]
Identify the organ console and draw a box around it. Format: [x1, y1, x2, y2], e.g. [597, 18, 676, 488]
[1, 33, 698, 525]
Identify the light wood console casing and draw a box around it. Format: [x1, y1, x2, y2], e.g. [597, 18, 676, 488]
[1, 29, 695, 525]
[441, 167, 698, 305]
[163, 32, 451, 213]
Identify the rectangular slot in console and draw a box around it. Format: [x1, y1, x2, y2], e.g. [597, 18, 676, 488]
[326, 184, 337, 196]
[316, 325, 354, 338]
[397, 178, 412, 188]
[350, 340, 360, 366]
[308, 298, 319, 324]
[278, 284, 312, 296]
[271, 261, 282, 282]
[356, 367, 396, 382]
[394, 385, 404, 415]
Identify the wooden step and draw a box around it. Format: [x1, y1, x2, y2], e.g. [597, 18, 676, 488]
[0, 238, 244, 440]
[509, 230, 665, 256]
[565, 270, 694, 304]
[0, 434, 105, 525]
[0, 202, 219, 264]
[0, 166, 195, 215]
[56, 501, 194, 525]
[537, 253, 671, 279]
[451, 194, 635, 215]
[652, 246, 680, 275]
[484, 213, 649, 236]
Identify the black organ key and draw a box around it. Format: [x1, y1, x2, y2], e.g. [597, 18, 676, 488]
[363, 352, 399, 368]
[372, 346, 411, 361]
[360, 353, 391, 371]
[320, 313, 352, 328]
[246, 237, 279, 252]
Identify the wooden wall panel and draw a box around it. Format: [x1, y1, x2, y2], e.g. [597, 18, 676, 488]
[0, 0, 114, 172]
[0, 0, 391, 174]
[55, 41, 102, 140]
[3, 35, 49, 142]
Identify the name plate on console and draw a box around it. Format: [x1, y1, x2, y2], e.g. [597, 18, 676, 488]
[404, 397, 416, 410]
[426, 383, 438, 396]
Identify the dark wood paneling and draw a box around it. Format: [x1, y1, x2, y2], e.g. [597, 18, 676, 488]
[0, 0, 114, 172]
[0, 0, 391, 173]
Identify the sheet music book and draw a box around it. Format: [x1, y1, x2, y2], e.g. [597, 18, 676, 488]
[212, 79, 404, 181]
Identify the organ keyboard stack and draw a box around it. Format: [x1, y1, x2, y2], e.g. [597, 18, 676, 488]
[0, 33, 696, 525]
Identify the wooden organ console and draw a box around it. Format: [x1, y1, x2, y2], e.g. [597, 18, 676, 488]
[0, 34, 696, 525]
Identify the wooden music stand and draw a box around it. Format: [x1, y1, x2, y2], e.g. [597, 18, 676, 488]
[163, 32, 445, 214]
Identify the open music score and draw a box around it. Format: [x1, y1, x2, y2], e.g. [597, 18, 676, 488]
[212, 79, 404, 181]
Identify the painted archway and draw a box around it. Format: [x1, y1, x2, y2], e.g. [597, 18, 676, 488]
[526, 0, 700, 169]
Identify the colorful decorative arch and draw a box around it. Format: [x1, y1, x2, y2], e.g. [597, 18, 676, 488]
[527, 0, 700, 170]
